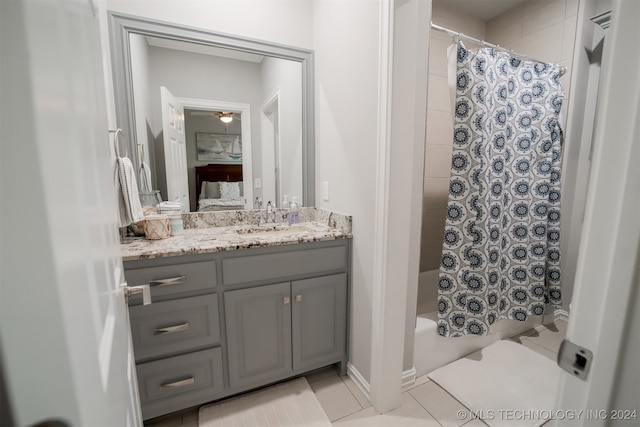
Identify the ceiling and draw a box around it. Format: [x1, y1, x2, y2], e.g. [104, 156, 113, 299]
[433, 0, 527, 22]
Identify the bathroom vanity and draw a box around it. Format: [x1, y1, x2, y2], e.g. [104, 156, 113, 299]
[122, 211, 351, 420]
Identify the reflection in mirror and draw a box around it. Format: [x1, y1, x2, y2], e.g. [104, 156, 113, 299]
[109, 13, 314, 212]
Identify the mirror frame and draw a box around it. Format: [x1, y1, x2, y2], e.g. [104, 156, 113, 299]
[108, 12, 315, 207]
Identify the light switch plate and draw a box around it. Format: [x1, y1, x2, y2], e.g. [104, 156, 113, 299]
[322, 181, 329, 201]
[254, 178, 262, 189]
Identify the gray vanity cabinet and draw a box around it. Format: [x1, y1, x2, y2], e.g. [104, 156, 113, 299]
[225, 273, 347, 389]
[225, 282, 293, 388]
[292, 274, 347, 371]
[124, 238, 351, 421]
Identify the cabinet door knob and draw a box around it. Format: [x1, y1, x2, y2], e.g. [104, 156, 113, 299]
[295, 294, 303, 302]
[283, 296, 290, 304]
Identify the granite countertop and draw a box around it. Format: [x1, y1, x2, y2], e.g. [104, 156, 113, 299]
[120, 221, 351, 261]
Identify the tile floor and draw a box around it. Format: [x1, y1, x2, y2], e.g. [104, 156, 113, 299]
[145, 318, 568, 427]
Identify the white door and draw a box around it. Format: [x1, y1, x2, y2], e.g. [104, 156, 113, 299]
[161, 86, 190, 211]
[0, 0, 141, 426]
[553, 0, 640, 422]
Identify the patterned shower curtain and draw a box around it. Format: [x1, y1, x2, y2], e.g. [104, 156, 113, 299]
[438, 43, 564, 337]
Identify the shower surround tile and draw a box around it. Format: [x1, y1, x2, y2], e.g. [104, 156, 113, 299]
[425, 144, 454, 178]
[427, 74, 452, 112]
[426, 110, 454, 146]
[522, 0, 567, 37]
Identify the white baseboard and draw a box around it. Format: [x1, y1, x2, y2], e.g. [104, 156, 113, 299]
[401, 367, 416, 389]
[554, 308, 570, 320]
[346, 362, 370, 401]
[347, 362, 417, 397]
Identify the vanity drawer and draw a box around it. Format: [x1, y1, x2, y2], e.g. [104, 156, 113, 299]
[125, 259, 216, 302]
[136, 347, 224, 420]
[222, 245, 347, 285]
[129, 294, 220, 361]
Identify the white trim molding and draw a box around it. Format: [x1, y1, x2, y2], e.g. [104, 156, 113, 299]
[369, 0, 401, 414]
[348, 362, 417, 399]
[401, 367, 417, 390]
[347, 362, 371, 402]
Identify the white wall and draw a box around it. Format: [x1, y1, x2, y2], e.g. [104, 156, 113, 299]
[313, 0, 382, 384]
[107, 0, 313, 50]
[261, 56, 303, 205]
[129, 34, 152, 171]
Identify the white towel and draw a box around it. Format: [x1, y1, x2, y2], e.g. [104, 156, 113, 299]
[114, 157, 145, 228]
[138, 161, 153, 193]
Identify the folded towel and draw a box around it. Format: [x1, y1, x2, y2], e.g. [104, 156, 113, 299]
[157, 201, 183, 214]
[114, 156, 145, 228]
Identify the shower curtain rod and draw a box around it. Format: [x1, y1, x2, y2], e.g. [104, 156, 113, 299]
[430, 22, 566, 76]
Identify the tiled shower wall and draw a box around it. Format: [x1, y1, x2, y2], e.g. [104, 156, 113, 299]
[485, 0, 579, 125]
[420, 4, 486, 272]
[420, 0, 579, 273]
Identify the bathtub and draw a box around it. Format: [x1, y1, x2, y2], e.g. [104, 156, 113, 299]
[413, 269, 541, 376]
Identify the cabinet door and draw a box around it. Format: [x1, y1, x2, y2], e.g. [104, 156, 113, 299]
[225, 282, 292, 388]
[292, 274, 347, 371]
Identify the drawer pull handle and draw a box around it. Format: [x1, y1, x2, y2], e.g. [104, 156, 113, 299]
[161, 377, 195, 389]
[283, 296, 290, 304]
[295, 294, 302, 302]
[149, 276, 186, 287]
[154, 323, 190, 335]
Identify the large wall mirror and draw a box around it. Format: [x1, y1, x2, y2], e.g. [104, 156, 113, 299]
[108, 12, 314, 212]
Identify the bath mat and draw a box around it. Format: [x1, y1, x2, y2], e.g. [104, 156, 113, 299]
[199, 377, 331, 427]
[428, 340, 561, 427]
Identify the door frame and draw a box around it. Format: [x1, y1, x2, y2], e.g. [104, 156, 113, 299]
[260, 89, 281, 207]
[177, 97, 254, 209]
[553, 0, 640, 419]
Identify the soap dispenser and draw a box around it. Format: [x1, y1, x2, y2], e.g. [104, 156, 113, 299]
[288, 197, 299, 225]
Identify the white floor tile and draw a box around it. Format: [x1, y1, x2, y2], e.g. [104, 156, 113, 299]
[521, 319, 567, 353]
[518, 337, 558, 361]
[144, 412, 183, 427]
[311, 375, 363, 422]
[409, 381, 468, 427]
[306, 366, 340, 384]
[181, 409, 199, 424]
[341, 374, 371, 409]
[402, 373, 432, 392]
[334, 393, 440, 426]
[463, 419, 490, 426]
[333, 406, 379, 424]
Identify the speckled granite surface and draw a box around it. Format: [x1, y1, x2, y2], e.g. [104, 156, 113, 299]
[121, 208, 352, 261]
[181, 207, 351, 233]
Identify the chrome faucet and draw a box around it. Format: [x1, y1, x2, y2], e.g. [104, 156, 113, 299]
[261, 201, 276, 224]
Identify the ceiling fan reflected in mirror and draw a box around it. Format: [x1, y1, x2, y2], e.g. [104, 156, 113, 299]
[189, 110, 241, 124]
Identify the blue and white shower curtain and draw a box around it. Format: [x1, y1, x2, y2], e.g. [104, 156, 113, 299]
[438, 43, 564, 337]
